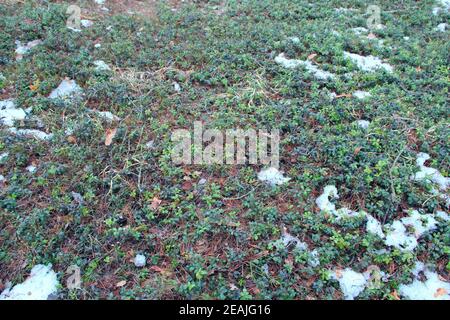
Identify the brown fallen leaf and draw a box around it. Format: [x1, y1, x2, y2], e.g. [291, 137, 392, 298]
[354, 147, 362, 155]
[391, 290, 401, 300]
[29, 80, 40, 91]
[434, 288, 448, 298]
[105, 128, 117, 146]
[116, 280, 126, 288]
[67, 135, 77, 144]
[367, 33, 377, 39]
[150, 197, 162, 210]
[335, 269, 343, 278]
[307, 53, 317, 61]
[335, 93, 352, 98]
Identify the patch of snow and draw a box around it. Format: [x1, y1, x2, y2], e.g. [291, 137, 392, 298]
[1, 99, 26, 127]
[173, 81, 181, 92]
[81, 20, 93, 28]
[366, 215, 385, 238]
[344, 51, 393, 73]
[93, 110, 121, 122]
[281, 232, 308, 251]
[412, 152, 449, 190]
[401, 210, 438, 238]
[309, 249, 320, 267]
[351, 27, 369, 35]
[0, 152, 9, 162]
[432, 0, 450, 15]
[8, 128, 53, 141]
[331, 30, 341, 37]
[434, 23, 448, 32]
[384, 220, 418, 252]
[93, 60, 111, 71]
[68, 20, 93, 32]
[49, 79, 82, 100]
[356, 120, 371, 130]
[134, 254, 146, 267]
[315, 185, 363, 219]
[411, 261, 426, 278]
[399, 270, 450, 300]
[332, 268, 367, 300]
[15, 40, 42, 61]
[0, 175, 4, 182]
[328, 92, 337, 100]
[94, 0, 106, 4]
[288, 36, 300, 44]
[257, 167, 290, 186]
[94, 43, 102, 48]
[436, 210, 449, 221]
[275, 53, 335, 80]
[279, 231, 320, 267]
[403, 36, 410, 41]
[316, 185, 338, 213]
[26, 165, 37, 173]
[380, 209, 445, 252]
[353, 90, 371, 99]
[71, 192, 84, 206]
[335, 8, 358, 13]
[0, 264, 58, 300]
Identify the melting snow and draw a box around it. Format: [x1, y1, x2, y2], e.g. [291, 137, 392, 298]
[26, 165, 37, 173]
[332, 268, 367, 300]
[68, 20, 93, 32]
[351, 27, 369, 35]
[412, 152, 449, 190]
[258, 167, 290, 186]
[0, 152, 8, 162]
[279, 231, 320, 267]
[399, 269, 450, 300]
[134, 254, 146, 267]
[432, 0, 450, 15]
[15, 40, 42, 61]
[316, 185, 338, 212]
[435, 23, 448, 32]
[356, 120, 370, 129]
[401, 210, 438, 238]
[275, 53, 335, 80]
[94, 60, 111, 71]
[93, 110, 121, 122]
[344, 51, 393, 73]
[173, 81, 181, 92]
[384, 220, 418, 251]
[0, 264, 58, 300]
[353, 90, 371, 99]
[383, 210, 439, 252]
[0, 99, 26, 127]
[315, 185, 363, 219]
[288, 36, 300, 44]
[436, 210, 449, 221]
[8, 128, 53, 141]
[366, 215, 385, 238]
[49, 79, 82, 100]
